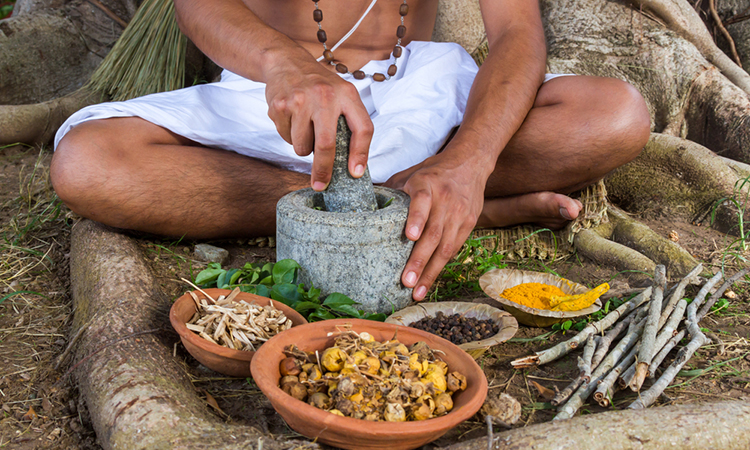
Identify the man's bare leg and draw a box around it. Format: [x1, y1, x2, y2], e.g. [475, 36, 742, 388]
[475, 76, 651, 229]
[51, 117, 308, 239]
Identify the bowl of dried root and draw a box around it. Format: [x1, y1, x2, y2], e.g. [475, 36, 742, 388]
[250, 319, 488, 450]
[170, 287, 307, 377]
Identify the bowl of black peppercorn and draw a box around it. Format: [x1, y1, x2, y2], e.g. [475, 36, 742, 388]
[385, 302, 518, 359]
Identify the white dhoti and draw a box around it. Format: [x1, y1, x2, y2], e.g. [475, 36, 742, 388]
[56, 41, 482, 184]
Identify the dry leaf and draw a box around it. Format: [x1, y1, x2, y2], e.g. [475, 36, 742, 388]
[668, 230, 679, 242]
[42, 397, 53, 412]
[725, 290, 737, 299]
[21, 406, 38, 421]
[204, 391, 227, 417]
[530, 380, 556, 402]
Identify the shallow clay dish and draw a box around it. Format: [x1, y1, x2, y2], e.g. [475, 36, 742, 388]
[250, 318, 488, 450]
[479, 268, 603, 327]
[169, 288, 307, 377]
[385, 301, 518, 359]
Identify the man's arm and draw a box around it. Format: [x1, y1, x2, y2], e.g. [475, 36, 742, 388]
[386, 0, 547, 300]
[173, 0, 373, 189]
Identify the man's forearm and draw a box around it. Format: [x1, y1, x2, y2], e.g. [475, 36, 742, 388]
[173, 0, 313, 83]
[444, 1, 547, 181]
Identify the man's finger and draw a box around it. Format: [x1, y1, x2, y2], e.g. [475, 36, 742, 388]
[290, 115, 314, 157]
[342, 105, 374, 178]
[400, 191, 437, 288]
[309, 115, 337, 191]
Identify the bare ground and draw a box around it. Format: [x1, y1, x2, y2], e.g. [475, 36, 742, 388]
[0, 146, 748, 449]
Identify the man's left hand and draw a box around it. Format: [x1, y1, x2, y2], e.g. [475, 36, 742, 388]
[384, 152, 487, 301]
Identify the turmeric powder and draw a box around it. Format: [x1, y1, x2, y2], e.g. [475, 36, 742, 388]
[500, 283, 566, 310]
[500, 282, 609, 312]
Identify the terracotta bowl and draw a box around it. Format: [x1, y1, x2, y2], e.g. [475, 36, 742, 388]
[250, 318, 488, 450]
[169, 288, 307, 377]
[479, 268, 603, 327]
[385, 301, 518, 359]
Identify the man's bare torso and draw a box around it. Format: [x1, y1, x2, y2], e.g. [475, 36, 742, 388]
[245, 0, 438, 72]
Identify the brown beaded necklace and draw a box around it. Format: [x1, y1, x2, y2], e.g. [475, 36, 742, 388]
[313, 0, 408, 82]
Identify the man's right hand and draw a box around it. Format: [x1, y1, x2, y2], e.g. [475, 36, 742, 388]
[264, 61, 374, 191]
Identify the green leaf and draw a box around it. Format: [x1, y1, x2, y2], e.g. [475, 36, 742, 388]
[259, 275, 274, 286]
[298, 284, 321, 304]
[323, 293, 358, 308]
[195, 267, 224, 286]
[254, 284, 271, 298]
[228, 269, 242, 285]
[216, 270, 229, 289]
[308, 309, 337, 321]
[294, 301, 323, 314]
[329, 304, 364, 318]
[273, 259, 300, 284]
[362, 312, 387, 322]
[271, 283, 304, 306]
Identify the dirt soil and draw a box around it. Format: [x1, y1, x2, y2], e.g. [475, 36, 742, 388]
[0, 146, 748, 449]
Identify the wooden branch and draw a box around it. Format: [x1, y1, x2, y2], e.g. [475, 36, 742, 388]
[580, 335, 596, 382]
[555, 318, 645, 420]
[697, 267, 750, 320]
[594, 345, 638, 407]
[590, 314, 631, 369]
[647, 329, 686, 378]
[632, 265, 666, 391]
[708, 0, 742, 68]
[659, 264, 702, 328]
[648, 299, 688, 377]
[629, 282, 708, 409]
[512, 288, 651, 369]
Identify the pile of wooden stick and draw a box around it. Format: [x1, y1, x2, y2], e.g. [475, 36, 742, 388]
[511, 264, 749, 419]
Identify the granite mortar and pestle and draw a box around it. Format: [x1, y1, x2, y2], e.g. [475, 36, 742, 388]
[276, 116, 415, 314]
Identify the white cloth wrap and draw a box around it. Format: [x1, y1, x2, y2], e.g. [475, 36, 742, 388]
[55, 40, 567, 183]
[56, 41, 477, 183]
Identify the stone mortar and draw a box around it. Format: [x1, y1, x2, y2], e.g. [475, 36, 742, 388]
[276, 186, 414, 314]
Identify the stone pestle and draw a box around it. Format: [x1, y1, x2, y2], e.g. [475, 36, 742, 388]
[322, 115, 379, 213]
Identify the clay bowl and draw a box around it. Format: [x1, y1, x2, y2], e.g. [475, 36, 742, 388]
[250, 318, 488, 450]
[385, 301, 518, 359]
[169, 288, 307, 377]
[479, 268, 603, 327]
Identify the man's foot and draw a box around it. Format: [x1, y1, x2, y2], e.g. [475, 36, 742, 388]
[476, 192, 583, 230]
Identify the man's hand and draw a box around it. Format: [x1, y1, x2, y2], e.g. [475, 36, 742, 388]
[264, 62, 373, 190]
[385, 151, 487, 301]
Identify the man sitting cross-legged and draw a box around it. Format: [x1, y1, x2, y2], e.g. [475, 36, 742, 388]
[50, 0, 651, 302]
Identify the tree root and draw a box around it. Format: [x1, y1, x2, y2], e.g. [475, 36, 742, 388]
[629, 0, 750, 96]
[607, 133, 749, 237]
[0, 88, 101, 147]
[574, 227, 656, 278]
[443, 400, 750, 449]
[69, 220, 318, 450]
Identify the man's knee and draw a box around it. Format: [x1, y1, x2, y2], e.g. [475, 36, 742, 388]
[607, 79, 651, 162]
[51, 122, 109, 213]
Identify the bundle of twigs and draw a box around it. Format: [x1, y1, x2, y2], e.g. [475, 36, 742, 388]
[511, 264, 750, 419]
[86, 0, 186, 101]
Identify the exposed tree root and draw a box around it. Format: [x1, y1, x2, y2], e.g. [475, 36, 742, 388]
[574, 227, 656, 278]
[445, 400, 750, 449]
[0, 89, 101, 146]
[607, 133, 749, 236]
[607, 206, 700, 278]
[69, 220, 318, 450]
[629, 0, 750, 95]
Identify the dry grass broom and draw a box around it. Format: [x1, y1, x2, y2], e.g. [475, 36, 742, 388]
[86, 0, 186, 101]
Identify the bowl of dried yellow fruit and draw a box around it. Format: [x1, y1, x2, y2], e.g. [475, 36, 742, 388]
[250, 318, 488, 450]
[479, 268, 606, 327]
[170, 288, 307, 377]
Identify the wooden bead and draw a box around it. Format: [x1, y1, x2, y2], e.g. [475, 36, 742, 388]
[353, 70, 366, 80]
[335, 63, 349, 74]
[373, 73, 386, 82]
[396, 25, 406, 38]
[399, 4, 409, 16]
[323, 50, 334, 62]
[393, 45, 403, 58]
[313, 9, 323, 22]
[317, 29, 327, 43]
[387, 64, 398, 76]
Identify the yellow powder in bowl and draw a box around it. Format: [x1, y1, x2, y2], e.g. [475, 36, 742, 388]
[500, 283, 567, 310]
